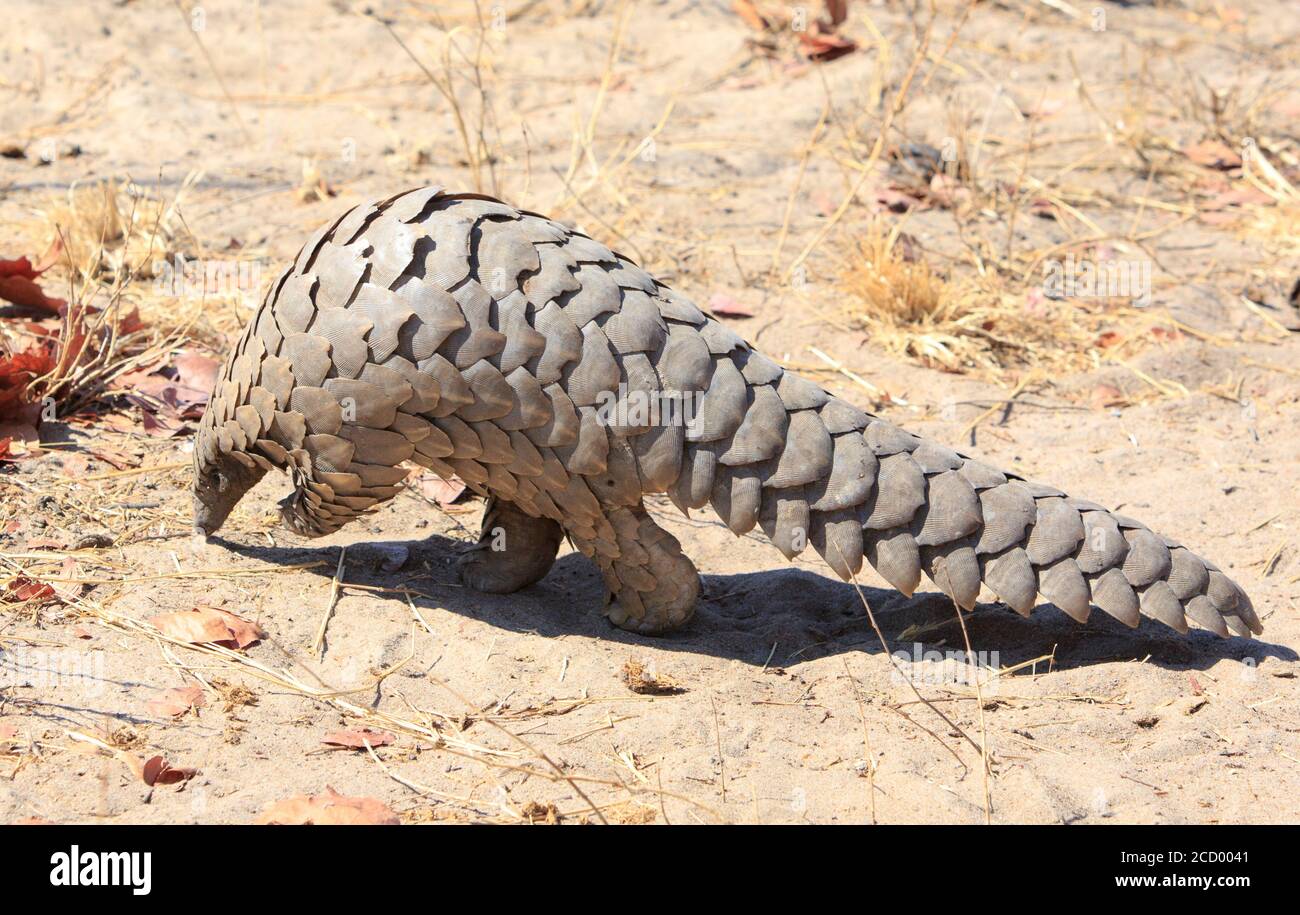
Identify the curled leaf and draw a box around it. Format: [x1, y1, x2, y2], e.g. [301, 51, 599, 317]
[142, 755, 198, 786]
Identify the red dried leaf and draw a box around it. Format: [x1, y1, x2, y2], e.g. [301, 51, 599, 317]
[874, 185, 922, 213]
[0, 723, 18, 741]
[0, 256, 40, 281]
[796, 27, 856, 63]
[322, 728, 396, 750]
[0, 274, 66, 314]
[0, 344, 56, 424]
[147, 685, 207, 718]
[2, 576, 56, 603]
[1203, 186, 1274, 211]
[706, 293, 754, 318]
[257, 787, 400, 825]
[142, 754, 197, 786]
[149, 606, 264, 649]
[1183, 140, 1242, 171]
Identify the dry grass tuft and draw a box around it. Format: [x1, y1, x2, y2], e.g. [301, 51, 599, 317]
[621, 658, 685, 696]
[839, 220, 1097, 377]
[40, 178, 196, 286]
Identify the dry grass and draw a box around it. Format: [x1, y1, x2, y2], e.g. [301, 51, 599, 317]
[39, 178, 196, 285]
[838, 218, 1100, 377]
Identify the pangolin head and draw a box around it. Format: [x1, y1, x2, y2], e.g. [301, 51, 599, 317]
[190, 333, 349, 540]
[191, 399, 267, 538]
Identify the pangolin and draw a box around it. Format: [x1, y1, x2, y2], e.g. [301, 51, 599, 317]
[191, 186, 1260, 639]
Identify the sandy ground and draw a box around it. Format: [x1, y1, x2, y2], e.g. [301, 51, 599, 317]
[1, 0, 1298, 824]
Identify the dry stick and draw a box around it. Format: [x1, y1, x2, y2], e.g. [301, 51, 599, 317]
[942, 590, 993, 824]
[30, 562, 325, 586]
[426, 673, 611, 826]
[711, 694, 727, 805]
[783, 6, 941, 282]
[919, 0, 978, 93]
[59, 462, 190, 484]
[563, 0, 634, 191]
[84, 590, 721, 818]
[310, 546, 347, 657]
[171, 0, 253, 143]
[959, 374, 1032, 444]
[837, 547, 981, 769]
[841, 658, 878, 825]
[377, 16, 482, 193]
[771, 102, 830, 271]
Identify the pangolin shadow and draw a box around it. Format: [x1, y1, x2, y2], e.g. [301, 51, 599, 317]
[211, 532, 1296, 675]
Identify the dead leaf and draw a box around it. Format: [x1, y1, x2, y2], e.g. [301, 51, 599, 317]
[148, 606, 264, 649]
[257, 787, 400, 825]
[147, 685, 207, 718]
[142, 754, 197, 786]
[172, 350, 220, 393]
[707, 292, 754, 318]
[1090, 384, 1126, 410]
[1203, 186, 1274, 211]
[321, 728, 396, 750]
[0, 723, 18, 741]
[0, 344, 55, 424]
[796, 26, 857, 63]
[519, 800, 560, 824]
[417, 472, 467, 507]
[0, 422, 41, 462]
[2, 576, 57, 604]
[0, 248, 67, 314]
[1184, 140, 1242, 170]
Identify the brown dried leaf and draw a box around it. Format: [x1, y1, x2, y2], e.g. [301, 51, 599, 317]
[142, 754, 198, 786]
[321, 728, 396, 750]
[417, 472, 467, 507]
[1184, 140, 1243, 170]
[147, 685, 207, 718]
[257, 787, 399, 825]
[149, 606, 264, 649]
[706, 292, 754, 318]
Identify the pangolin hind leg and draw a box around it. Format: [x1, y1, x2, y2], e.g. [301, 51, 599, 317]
[568, 502, 701, 635]
[457, 495, 565, 594]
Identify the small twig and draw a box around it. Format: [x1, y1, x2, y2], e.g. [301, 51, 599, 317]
[310, 546, 347, 657]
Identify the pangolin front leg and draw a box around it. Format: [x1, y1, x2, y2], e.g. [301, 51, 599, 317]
[568, 503, 701, 634]
[192, 185, 1261, 642]
[458, 496, 564, 594]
